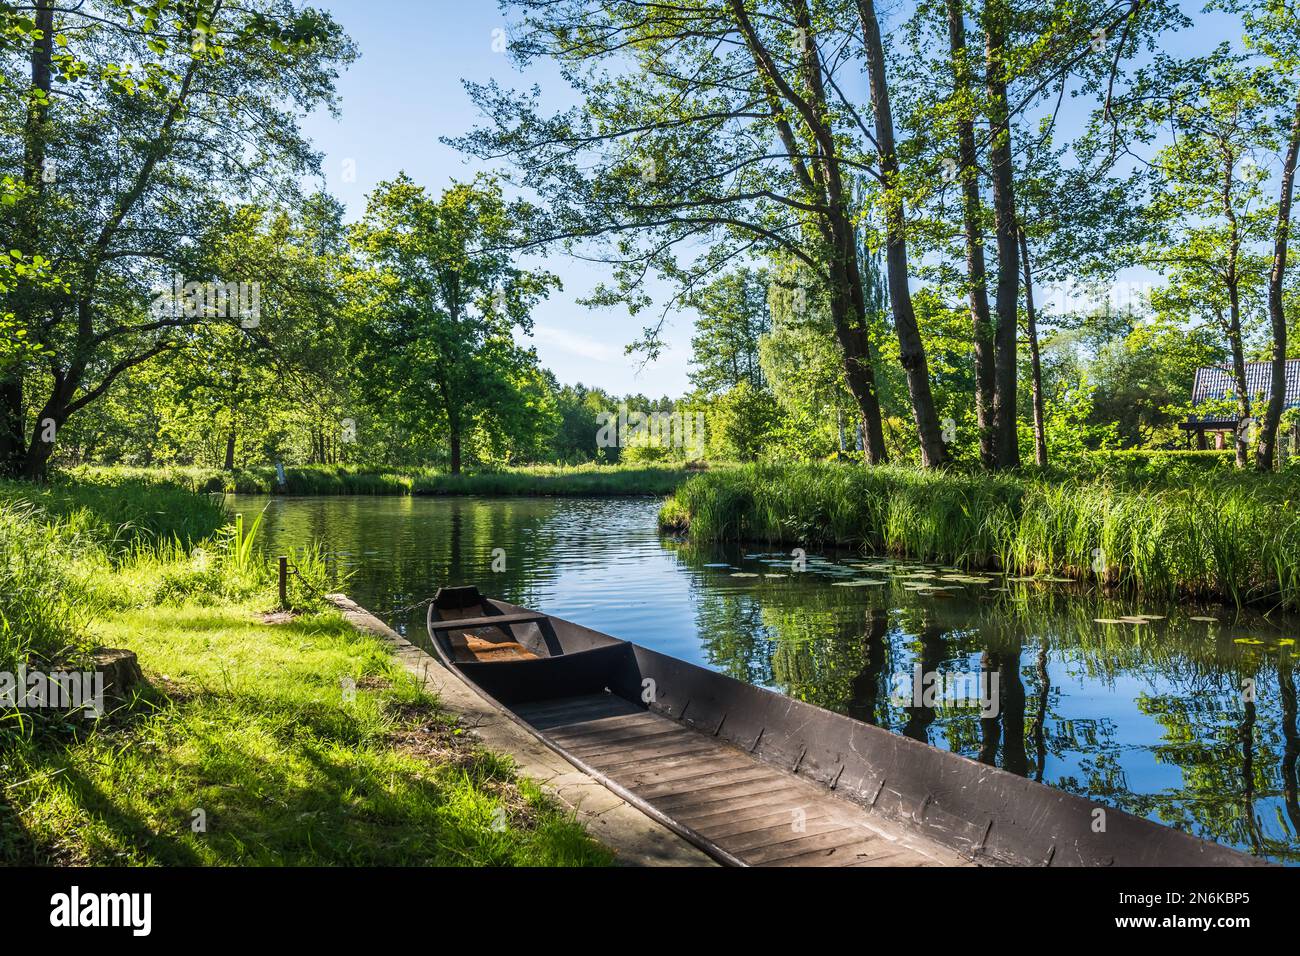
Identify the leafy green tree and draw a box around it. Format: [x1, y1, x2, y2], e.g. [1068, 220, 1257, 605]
[688, 268, 771, 395]
[0, 0, 354, 479]
[348, 175, 559, 474]
[1114, 46, 1280, 467]
[1090, 315, 1227, 447]
[454, 0, 969, 467]
[1214, 0, 1300, 469]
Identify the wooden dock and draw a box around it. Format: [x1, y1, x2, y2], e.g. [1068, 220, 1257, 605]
[515, 693, 971, 867]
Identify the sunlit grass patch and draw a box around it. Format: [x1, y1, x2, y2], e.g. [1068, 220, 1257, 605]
[1, 602, 612, 867]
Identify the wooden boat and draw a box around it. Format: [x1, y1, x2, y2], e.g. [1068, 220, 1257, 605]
[427, 586, 1263, 867]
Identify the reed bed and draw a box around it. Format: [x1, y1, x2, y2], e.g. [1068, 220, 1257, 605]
[661, 463, 1300, 610]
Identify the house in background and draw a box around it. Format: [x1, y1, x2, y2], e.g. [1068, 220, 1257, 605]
[1179, 359, 1300, 450]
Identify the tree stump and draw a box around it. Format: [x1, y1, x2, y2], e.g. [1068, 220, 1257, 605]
[92, 648, 143, 702]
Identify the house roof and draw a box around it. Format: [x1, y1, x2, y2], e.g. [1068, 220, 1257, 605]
[1190, 359, 1300, 410]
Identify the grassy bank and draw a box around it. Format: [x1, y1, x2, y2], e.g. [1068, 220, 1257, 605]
[69, 462, 698, 497]
[660, 462, 1300, 611]
[0, 476, 611, 866]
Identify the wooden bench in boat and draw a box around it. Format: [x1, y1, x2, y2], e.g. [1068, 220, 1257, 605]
[428, 612, 548, 631]
[431, 612, 549, 664]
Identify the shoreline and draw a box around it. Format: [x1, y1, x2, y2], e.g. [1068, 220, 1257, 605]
[325, 593, 716, 868]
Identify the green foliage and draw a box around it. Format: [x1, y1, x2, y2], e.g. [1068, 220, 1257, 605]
[663, 461, 1300, 610]
[688, 268, 771, 394]
[71, 462, 697, 498]
[704, 382, 781, 462]
[1023, 376, 1119, 463]
[1, 0, 357, 478]
[347, 175, 559, 473]
[0, 502, 100, 678]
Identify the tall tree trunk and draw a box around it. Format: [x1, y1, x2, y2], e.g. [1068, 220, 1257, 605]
[946, 0, 995, 467]
[21, 426, 57, 480]
[1018, 226, 1048, 466]
[984, 0, 1020, 469]
[449, 430, 462, 476]
[2, 1, 55, 479]
[1227, 286, 1251, 470]
[20, 385, 65, 481]
[731, 0, 889, 463]
[224, 423, 236, 471]
[857, 0, 947, 467]
[843, 254, 888, 463]
[1221, 149, 1251, 469]
[1257, 95, 1300, 471]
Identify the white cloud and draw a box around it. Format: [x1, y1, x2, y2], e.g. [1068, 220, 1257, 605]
[529, 324, 622, 362]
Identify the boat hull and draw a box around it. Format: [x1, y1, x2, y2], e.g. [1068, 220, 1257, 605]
[426, 587, 1265, 868]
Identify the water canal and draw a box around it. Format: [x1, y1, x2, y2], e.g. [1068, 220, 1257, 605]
[238, 493, 1300, 864]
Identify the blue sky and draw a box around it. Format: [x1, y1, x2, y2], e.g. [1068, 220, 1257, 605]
[299, 0, 694, 397]
[299, 1, 1244, 395]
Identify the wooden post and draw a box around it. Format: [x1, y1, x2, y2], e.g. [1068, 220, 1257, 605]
[278, 556, 288, 608]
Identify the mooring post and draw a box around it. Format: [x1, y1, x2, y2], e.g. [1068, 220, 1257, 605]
[278, 556, 288, 608]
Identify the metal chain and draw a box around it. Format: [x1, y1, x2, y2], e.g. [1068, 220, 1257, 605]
[283, 556, 432, 617]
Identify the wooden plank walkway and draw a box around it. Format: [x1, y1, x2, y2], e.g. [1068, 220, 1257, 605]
[515, 693, 974, 868]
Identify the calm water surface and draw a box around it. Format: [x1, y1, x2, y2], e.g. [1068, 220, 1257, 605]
[237, 494, 1300, 864]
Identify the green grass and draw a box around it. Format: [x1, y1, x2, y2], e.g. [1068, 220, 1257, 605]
[661, 462, 1300, 611]
[410, 462, 699, 496]
[69, 462, 699, 497]
[0, 501, 103, 677]
[0, 472, 612, 866]
[1, 474, 228, 551]
[1, 602, 611, 865]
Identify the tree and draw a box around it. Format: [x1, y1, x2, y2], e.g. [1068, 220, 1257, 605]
[855, 0, 949, 465]
[453, 0, 966, 466]
[688, 268, 771, 394]
[1118, 47, 1279, 467]
[1013, 131, 1145, 465]
[0, 0, 354, 479]
[1220, 0, 1300, 470]
[760, 268, 860, 459]
[348, 175, 559, 474]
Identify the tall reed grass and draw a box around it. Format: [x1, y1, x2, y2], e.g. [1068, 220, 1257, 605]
[0, 502, 102, 677]
[1, 474, 227, 551]
[661, 463, 1300, 610]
